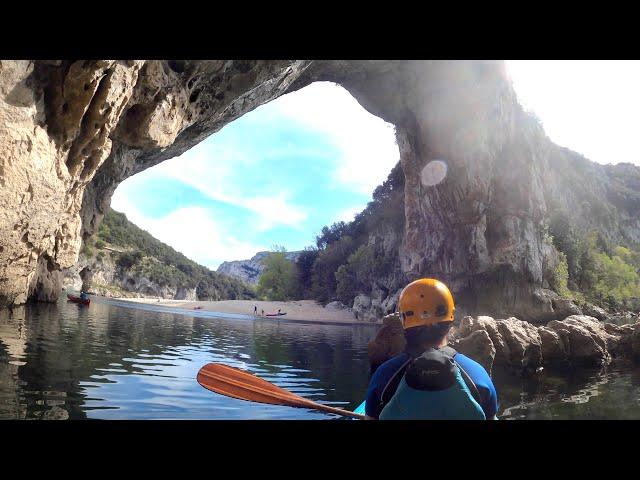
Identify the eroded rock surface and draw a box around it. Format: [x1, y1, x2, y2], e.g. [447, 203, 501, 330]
[366, 312, 640, 376]
[454, 315, 640, 371]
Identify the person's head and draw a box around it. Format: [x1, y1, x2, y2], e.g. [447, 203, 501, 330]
[397, 278, 455, 353]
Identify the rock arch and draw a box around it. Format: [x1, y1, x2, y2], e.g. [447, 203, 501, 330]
[0, 60, 558, 319]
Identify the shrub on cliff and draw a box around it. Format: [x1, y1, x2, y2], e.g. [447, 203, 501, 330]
[548, 220, 640, 310]
[306, 162, 405, 305]
[117, 251, 143, 269]
[335, 244, 395, 305]
[550, 252, 572, 299]
[588, 249, 640, 310]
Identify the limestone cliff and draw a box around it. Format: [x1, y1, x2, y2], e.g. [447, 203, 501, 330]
[63, 250, 198, 300]
[217, 251, 302, 285]
[1, 60, 639, 321]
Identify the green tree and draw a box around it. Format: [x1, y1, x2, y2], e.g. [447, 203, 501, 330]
[257, 247, 298, 301]
[295, 247, 319, 299]
[590, 250, 640, 310]
[311, 235, 356, 303]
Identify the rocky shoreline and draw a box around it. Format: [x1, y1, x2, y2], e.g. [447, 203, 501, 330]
[368, 313, 640, 376]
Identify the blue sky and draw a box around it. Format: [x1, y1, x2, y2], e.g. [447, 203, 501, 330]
[112, 62, 640, 270]
[111, 82, 399, 269]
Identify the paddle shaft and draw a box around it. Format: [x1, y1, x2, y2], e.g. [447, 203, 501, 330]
[197, 364, 365, 419]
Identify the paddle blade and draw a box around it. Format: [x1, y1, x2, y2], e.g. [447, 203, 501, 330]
[197, 363, 366, 419]
[197, 363, 309, 408]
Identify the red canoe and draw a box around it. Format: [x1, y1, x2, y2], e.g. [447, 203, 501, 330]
[67, 293, 90, 306]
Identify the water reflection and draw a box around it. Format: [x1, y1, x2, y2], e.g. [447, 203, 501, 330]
[1, 298, 639, 420]
[493, 364, 640, 420]
[0, 298, 374, 419]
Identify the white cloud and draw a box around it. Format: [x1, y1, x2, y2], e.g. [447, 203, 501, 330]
[506, 60, 640, 166]
[110, 194, 265, 269]
[271, 82, 399, 194]
[151, 147, 308, 230]
[336, 206, 362, 223]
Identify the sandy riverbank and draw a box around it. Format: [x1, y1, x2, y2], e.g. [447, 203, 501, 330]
[111, 297, 379, 324]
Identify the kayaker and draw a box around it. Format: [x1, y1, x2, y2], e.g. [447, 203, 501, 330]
[364, 278, 499, 420]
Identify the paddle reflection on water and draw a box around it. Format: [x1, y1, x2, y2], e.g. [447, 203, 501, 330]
[1, 297, 640, 419]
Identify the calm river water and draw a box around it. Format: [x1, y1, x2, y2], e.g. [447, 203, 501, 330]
[1, 295, 639, 420]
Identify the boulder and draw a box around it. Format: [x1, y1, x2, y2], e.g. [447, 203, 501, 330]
[325, 301, 348, 311]
[381, 289, 402, 315]
[538, 327, 568, 364]
[352, 294, 372, 321]
[551, 297, 583, 318]
[581, 303, 611, 322]
[546, 316, 611, 367]
[367, 313, 405, 372]
[456, 314, 640, 372]
[495, 317, 543, 371]
[454, 329, 495, 374]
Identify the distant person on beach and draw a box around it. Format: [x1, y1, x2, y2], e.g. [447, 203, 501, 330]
[254, 305, 258, 315]
[261, 309, 264, 316]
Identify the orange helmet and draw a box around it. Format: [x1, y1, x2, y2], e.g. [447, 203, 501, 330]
[398, 278, 455, 329]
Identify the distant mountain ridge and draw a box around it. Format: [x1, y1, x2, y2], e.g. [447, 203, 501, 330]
[217, 251, 303, 285]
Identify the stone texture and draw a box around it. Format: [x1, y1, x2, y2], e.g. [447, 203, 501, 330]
[62, 251, 197, 300]
[546, 315, 612, 367]
[495, 317, 543, 371]
[453, 329, 495, 374]
[454, 314, 640, 370]
[352, 294, 373, 321]
[538, 327, 568, 365]
[582, 303, 611, 322]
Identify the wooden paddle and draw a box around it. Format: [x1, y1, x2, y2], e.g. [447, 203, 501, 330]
[197, 363, 365, 419]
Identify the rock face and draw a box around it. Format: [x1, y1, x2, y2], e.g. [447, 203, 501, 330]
[1, 60, 640, 315]
[63, 252, 197, 300]
[217, 250, 302, 285]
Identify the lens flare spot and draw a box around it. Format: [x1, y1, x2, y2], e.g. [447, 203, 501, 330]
[420, 160, 448, 187]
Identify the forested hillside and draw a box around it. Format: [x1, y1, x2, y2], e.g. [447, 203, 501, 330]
[75, 208, 255, 300]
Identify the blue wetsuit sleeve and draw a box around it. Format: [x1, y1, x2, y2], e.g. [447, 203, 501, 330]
[455, 354, 499, 419]
[365, 378, 380, 418]
[364, 353, 409, 419]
